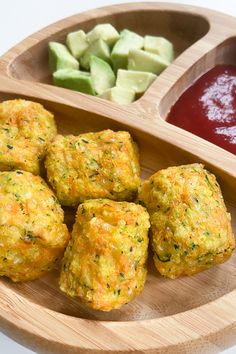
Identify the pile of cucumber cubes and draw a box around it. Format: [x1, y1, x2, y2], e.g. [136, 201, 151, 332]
[49, 24, 174, 105]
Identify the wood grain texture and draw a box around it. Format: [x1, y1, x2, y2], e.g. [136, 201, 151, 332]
[0, 2, 235, 353]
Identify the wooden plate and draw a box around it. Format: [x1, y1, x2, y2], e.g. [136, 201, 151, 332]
[0, 2, 236, 353]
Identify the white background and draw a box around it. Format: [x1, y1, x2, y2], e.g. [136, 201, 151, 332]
[0, 0, 236, 353]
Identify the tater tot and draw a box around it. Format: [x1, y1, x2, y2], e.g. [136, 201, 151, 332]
[45, 130, 140, 207]
[0, 170, 69, 282]
[0, 99, 57, 174]
[138, 163, 235, 278]
[59, 199, 150, 311]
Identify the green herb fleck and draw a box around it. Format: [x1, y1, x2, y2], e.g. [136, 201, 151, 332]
[14, 193, 21, 202]
[205, 174, 213, 187]
[23, 231, 35, 243]
[156, 253, 171, 262]
[81, 138, 89, 144]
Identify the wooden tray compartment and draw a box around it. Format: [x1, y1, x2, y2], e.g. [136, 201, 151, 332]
[0, 3, 236, 354]
[0, 89, 234, 320]
[5, 8, 209, 84]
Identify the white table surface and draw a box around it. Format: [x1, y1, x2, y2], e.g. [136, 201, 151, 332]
[0, 0, 236, 353]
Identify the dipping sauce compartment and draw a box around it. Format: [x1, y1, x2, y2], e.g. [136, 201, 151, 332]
[159, 37, 236, 156]
[167, 65, 236, 155]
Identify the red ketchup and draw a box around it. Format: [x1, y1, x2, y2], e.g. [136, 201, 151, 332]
[167, 65, 236, 155]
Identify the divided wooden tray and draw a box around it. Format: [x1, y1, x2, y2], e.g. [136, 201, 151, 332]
[0, 2, 236, 353]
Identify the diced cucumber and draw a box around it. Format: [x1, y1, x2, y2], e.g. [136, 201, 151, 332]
[144, 36, 174, 63]
[66, 30, 89, 59]
[80, 39, 110, 70]
[99, 87, 135, 105]
[111, 30, 144, 72]
[48, 42, 79, 72]
[90, 56, 115, 95]
[53, 69, 95, 95]
[116, 69, 156, 94]
[87, 23, 120, 47]
[128, 49, 169, 75]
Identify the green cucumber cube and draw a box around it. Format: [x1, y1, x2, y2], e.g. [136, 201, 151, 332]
[80, 38, 110, 70]
[90, 56, 115, 95]
[116, 69, 156, 94]
[48, 42, 79, 72]
[111, 30, 144, 72]
[87, 23, 120, 47]
[144, 36, 174, 63]
[66, 30, 89, 59]
[99, 87, 135, 105]
[128, 49, 169, 75]
[53, 69, 95, 95]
